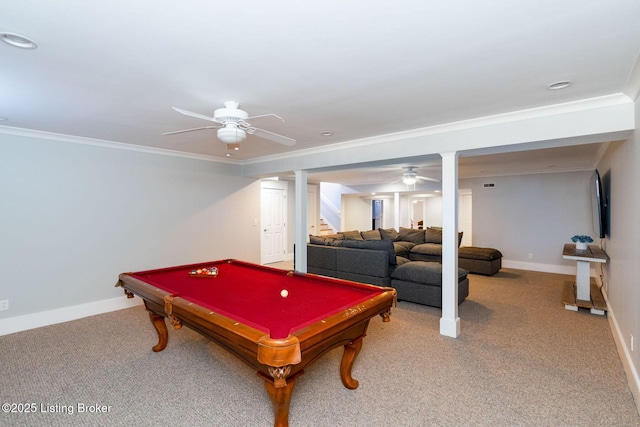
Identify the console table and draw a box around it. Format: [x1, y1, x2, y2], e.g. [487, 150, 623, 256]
[562, 244, 608, 315]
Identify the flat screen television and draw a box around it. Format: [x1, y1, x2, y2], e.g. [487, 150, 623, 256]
[591, 169, 606, 239]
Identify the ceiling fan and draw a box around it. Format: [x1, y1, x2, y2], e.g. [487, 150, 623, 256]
[393, 167, 440, 187]
[163, 101, 296, 146]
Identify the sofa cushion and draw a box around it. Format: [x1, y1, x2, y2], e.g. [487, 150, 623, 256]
[425, 227, 442, 244]
[342, 230, 364, 240]
[309, 235, 344, 246]
[393, 241, 416, 257]
[410, 243, 442, 256]
[309, 235, 326, 245]
[360, 229, 382, 240]
[396, 256, 411, 265]
[324, 233, 344, 240]
[458, 246, 503, 260]
[378, 227, 399, 241]
[342, 239, 397, 265]
[425, 227, 463, 246]
[398, 227, 425, 244]
[391, 261, 468, 284]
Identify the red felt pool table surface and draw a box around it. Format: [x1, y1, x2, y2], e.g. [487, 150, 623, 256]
[127, 259, 383, 339]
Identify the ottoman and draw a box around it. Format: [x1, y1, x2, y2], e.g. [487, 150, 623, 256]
[390, 261, 469, 308]
[458, 247, 502, 276]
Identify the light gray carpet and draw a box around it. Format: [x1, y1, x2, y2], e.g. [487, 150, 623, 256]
[1, 268, 638, 426]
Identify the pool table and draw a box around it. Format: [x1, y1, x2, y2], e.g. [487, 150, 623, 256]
[116, 259, 396, 427]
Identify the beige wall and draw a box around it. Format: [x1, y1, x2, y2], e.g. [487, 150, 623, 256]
[596, 95, 640, 403]
[1, 133, 260, 321]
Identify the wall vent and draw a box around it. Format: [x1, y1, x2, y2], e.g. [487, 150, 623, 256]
[483, 183, 495, 188]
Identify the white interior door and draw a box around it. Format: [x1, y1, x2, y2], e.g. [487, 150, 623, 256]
[261, 183, 287, 264]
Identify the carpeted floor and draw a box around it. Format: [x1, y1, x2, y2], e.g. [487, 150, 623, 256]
[1, 268, 638, 426]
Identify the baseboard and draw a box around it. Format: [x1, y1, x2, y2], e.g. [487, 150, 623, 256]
[0, 296, 143, 337]
[502, 259, 575, 275]
[601, 287, 640, 415]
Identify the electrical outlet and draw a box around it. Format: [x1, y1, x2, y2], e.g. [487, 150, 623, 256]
[528, 253, 533, 259]
[0, 300, 8, 311]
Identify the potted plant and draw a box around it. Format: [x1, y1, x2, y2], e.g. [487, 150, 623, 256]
[571, 235, 593, 250]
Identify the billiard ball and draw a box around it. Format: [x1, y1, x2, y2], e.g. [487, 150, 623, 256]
[280, 289, 289, 298]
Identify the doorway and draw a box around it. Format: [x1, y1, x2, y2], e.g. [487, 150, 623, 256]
[372, 199, 383, 230]
[260, 181, 288, 264]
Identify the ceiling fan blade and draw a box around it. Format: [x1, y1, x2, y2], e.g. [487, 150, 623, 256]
[246, 113, 285, 122]
[417, 175, 441, 183]
[162, 125, 220, 136]
[247, 127, 296, 146]
[171, 107, 217, 122]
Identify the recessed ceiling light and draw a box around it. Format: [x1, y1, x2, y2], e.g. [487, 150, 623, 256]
[547, 80, 572, 90]
[320, 131, 333, 137]
[0, 32, 38, 49]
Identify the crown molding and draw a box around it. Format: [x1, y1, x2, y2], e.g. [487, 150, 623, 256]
[0, 125, 240, 164]
[1, 93, 632, 168]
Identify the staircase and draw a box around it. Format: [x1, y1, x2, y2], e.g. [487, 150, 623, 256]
[319, 218, 335, 235]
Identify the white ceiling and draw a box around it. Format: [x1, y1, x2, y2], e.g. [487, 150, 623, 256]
[2, 1, 640, 183]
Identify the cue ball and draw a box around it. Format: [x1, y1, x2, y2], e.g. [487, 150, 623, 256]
[280, 289, 289, 298]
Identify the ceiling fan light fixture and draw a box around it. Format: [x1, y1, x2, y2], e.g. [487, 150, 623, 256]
[402, 176, 417, 186]
[217, 124, 247, 144]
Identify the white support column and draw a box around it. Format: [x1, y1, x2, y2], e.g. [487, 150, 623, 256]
[294, 170, 308, 273]
[440, 151, 460, 338]
[394, 192, 400, 230]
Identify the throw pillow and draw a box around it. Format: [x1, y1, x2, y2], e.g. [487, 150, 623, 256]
[425, 227, 442, 244]
[424, 227, 464, 247]
[398, 227, 425, 244]
[342, 230, 364, 240]
[361, 229, 382, 240]
[309, 235, 329, 245]
[378, 227, 399, 241]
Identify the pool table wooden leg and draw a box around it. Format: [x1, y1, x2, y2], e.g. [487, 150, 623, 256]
[340, 337, 363, 389]
[148, 313, 168, 352]
[263, 375, 297, 427]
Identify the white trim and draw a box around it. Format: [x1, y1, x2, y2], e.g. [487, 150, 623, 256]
[0, 296, 142, 337]
[0, 125, 238, 164]
[1, 93, 633, 171]
[502, 260, 575, 275]
[602, 287, 640, 415]
[439, 316, 460, 338]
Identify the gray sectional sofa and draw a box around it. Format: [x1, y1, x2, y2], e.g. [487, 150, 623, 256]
[310, 227, 502, 276]
[306, 227, 480, 307]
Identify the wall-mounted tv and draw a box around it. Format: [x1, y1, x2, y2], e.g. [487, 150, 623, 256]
[591, 169, 606, 239]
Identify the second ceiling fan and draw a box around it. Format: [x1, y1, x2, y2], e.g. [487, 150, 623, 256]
[393, 167, 440, 187]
